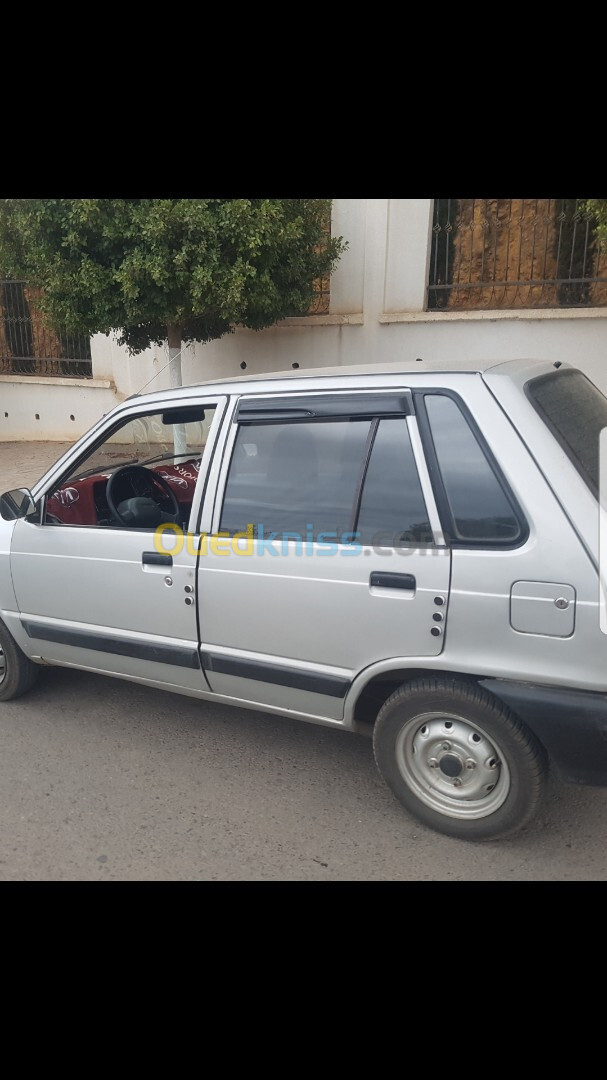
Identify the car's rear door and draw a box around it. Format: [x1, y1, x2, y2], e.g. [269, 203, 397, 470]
[198, 389, 451, 721]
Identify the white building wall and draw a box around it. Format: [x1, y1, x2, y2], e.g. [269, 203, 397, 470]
[2, 197, 607, 441]
[0, 375, 119, 442]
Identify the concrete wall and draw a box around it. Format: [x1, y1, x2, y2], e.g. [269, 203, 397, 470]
[3, 197, 607, 441]
[0, 374, 120, 441]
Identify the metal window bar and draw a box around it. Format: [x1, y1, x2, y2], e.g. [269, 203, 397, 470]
[427, 199, 607, 311]
[0, 280, 92, 377]
[307, 274, 331, 315]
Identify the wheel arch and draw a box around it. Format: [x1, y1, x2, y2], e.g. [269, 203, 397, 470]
[346, 661, 546, 753]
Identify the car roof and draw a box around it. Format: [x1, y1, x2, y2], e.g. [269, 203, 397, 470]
[130, 357, 566, 407]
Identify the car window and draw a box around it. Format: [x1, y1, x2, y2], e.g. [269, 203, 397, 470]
[356, 419, 433, 545]
[424, 394, 522, 543]
[526, 369, 607, 495]
[46, 406, 216, 528]
[220, 419, 372, 541]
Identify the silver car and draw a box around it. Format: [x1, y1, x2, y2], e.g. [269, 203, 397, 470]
[1, 358, 606, 840]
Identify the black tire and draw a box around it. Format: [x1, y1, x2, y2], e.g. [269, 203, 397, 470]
[373, 676, 547, 841]
[0, 617, 39, 702]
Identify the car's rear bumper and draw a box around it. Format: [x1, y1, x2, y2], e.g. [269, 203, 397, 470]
[479, 679, 607, 786]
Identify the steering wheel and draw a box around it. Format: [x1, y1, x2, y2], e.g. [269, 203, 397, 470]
[106, 465, 181, 526]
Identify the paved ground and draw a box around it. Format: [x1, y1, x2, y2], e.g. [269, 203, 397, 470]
[0, 440, 72, 490]
[1, 441, 606, 881]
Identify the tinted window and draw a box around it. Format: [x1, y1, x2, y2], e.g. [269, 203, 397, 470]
[220, 419, 372, 539]
[425, 395, 521, 542]
[356, 419, 432, 545]
[527, 370, 607, 493]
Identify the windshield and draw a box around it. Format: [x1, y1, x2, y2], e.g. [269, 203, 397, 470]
[526, 369, 607, 495]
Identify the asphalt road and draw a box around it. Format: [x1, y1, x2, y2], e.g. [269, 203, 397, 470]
[1, 664, 606, 881]
[1, 442, 606, 880]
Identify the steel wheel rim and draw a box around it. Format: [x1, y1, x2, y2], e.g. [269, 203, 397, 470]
[395, 711, 511, 821]
[0, 643, 5, 685]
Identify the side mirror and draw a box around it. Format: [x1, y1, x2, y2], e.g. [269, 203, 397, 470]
[0, 488, 37, 521]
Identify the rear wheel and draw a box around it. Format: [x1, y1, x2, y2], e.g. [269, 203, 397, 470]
[0, 618, 39, 702]
[373, 677, 547, 840]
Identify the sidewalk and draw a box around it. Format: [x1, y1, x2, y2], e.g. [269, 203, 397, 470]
[0, 442, 72, 492]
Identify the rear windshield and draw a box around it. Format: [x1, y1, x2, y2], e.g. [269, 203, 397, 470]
[526, 369, 607, 495]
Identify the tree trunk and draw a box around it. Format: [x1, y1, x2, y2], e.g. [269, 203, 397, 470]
[167, 323, 187, 458]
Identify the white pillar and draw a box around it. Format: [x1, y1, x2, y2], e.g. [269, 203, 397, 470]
[362, 199, 390, 320]
[89, 332, 114, 379]
[384, 199, 434, 312]
[329, 200, 366, 314]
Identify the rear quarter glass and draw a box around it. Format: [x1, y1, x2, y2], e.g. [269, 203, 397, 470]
[526, 369, 607, 495]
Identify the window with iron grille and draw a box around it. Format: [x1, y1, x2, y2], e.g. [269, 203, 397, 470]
[307, 270, 330, 314]
[427, 199, 607, 311]
[0, 280, 92, 378]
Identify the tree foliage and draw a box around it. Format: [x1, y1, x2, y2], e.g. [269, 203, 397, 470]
[0, 199, 346, 353]
[584, 200, 607, 251]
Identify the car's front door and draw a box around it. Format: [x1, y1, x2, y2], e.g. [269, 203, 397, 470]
[9, 398, 226, 693]
[198, 389, 451, 721]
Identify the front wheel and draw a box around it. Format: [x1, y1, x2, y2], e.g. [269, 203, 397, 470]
[373, 677, 547, 841]
[0, 618, 39, 702]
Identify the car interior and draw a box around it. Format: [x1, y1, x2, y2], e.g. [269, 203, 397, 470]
[43, 407, 211, 530]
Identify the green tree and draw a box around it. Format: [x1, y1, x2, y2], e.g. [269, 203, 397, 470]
[0, 198, 346, 385]
[584, 200, 607, 249]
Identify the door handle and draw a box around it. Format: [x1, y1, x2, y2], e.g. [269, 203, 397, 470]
[370, 572, 416, 590]
[142, 551, 173, 567]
